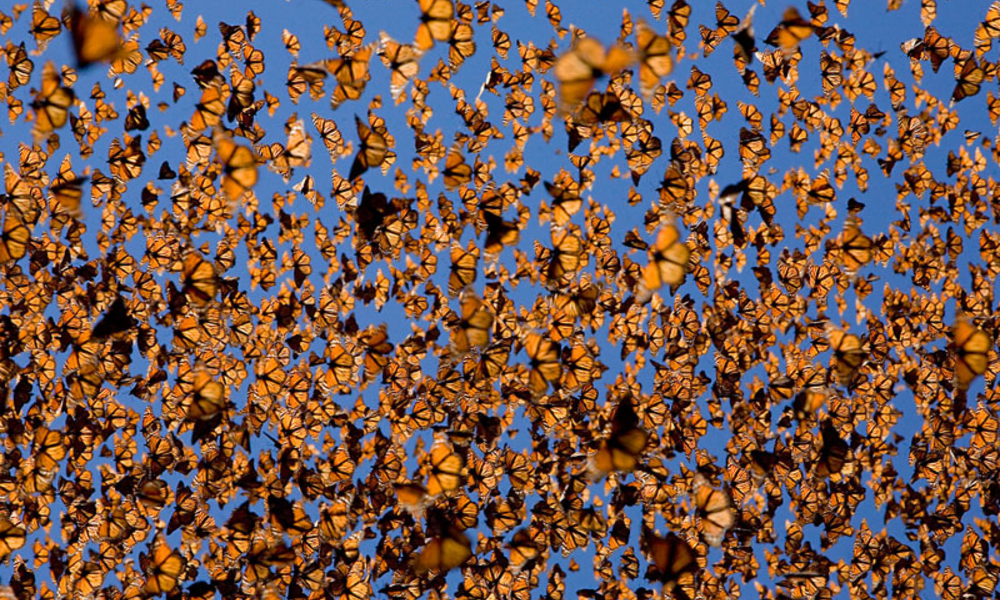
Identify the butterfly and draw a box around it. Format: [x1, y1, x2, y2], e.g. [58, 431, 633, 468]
[415, 0, 454, 50]
[829, 327, 865, 386]
[92, 296, 136, 338]
[324, 43, 376, 108]
[0, 212, 30, 264]
[30, 2, 62, 50]
[953, 318, 991, 390]
[524, 331, 561, 394]
[667, 0, 692, 45]
[839, 221, 873, 273]
[641, 528, 697, 593]
[180, 252, 218, 307]
[349, 114, 390, 180]
[31, 61, 75, 137]
[554, 36, 635, 114]
[379, 32, 422, 103]
[590, 394, 649, 477]
[394, 482, 432, 516]
[6, 43, 34, 90]
[507, 528, 542, 573]
[952, 56, 985, 103]
[448, 20, 476, 69]
[68, 3, 127, 68]
[426, 440, 465, 497]
[143, 537, 185, 595]
[637, 221, 689, 303]
[764, 7, 814, 50]
[413, 525, 473, 573]
[451, 292, 493, 354]
[442, 143, 472, 190]
[215, 131, 259, 200]
[691, 473, 734, 546]
[815, 421, 851, 479]
[186, 369, 226, 422]
[635, 20, 674, 99]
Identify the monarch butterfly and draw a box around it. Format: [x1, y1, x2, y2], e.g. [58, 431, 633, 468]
[215, 131, 258, 200]
[91, 296, 136, 338]
[642, 528, 697, 590]
[686, 65, 712, 96]
[815, 422, 850, 479]
[738, 127, 770, 165]
[124, 103, 149, 131]
[394, 481, 431, 515]
[260, 119, 311, 182]
[627, 129, 664, 184]
[635, 20, 674, 99]
[544, 175, 583, 226]
[68, 3, 126, 67]
[637, 222, 689, 304]
[286, 61, 327, 103]
[415, 0, 454, 50]
[839, 222, 872, 273]
[591, 395, 649, 477]
[554, 36, 635, 114]
[953, 318, 991, 390]
[181, 252, 217, 307]
[30, 2, 62, 49]
[31, 62, 75, 136]
[952, 57, 985, 103]
[360, 325, 393, 382]
[507, 528, 542, 572]
[524, 332, 561, 394]
[667, 0, 692, 45]
[923, 26, 951, 73]
[147, 27, 187, 64]
[350, 114, 389, 180]
[426, 441, 465, 496]
[691, 474, 734, 546]
[143, 538, 184, 595]
[325, 43, 375, 108]
[186, 370, 225, 421]
[469, 340, 511, 385]
[483, 211, 521, 255]
[413, 525, 473, 573]
[442, 143, 472, 190]
[107, 135, 146, 182]
[267, 494, 313, 535]
[6, 43, 34, 90]
[819, 51, 843, 97]
[452, 292, 493, 354]
[448, 21, 476, 69]
[545, 228, 584, 285]
[379, 32, 422, 103]
[573, 90, 630, 125]
[0, 213, 30, 264]
[764, 7, 814, 50]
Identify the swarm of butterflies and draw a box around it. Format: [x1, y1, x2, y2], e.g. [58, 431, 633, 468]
[1, 0, 999, 598]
